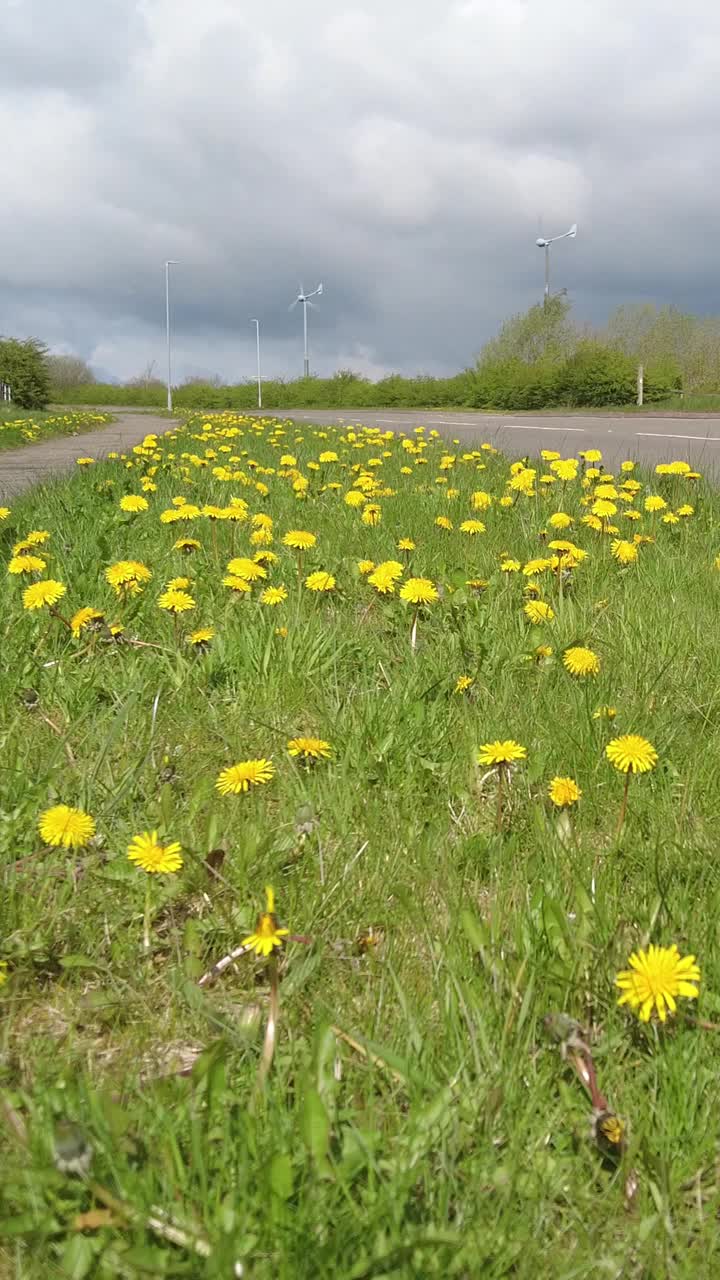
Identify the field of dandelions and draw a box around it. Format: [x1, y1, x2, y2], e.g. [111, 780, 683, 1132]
[3, 412, 720, 1278]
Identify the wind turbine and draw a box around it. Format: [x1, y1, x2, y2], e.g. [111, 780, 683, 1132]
[290, 282, 323, 377]
[536, 224, 577, 305]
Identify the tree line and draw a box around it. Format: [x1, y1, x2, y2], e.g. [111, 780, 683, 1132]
[6, 301, 720, 411]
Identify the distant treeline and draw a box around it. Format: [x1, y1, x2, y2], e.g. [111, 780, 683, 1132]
[43, 299, 720, 412]
[52, 357, 676, 412]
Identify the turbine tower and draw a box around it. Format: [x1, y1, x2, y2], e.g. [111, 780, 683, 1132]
[535, 224, 577, 305]
[290, 282, 323, 377]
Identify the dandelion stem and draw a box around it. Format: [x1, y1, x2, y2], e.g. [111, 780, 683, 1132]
[48, 607, 72, 631]
[615, 772, 631, 837]
[496, 764, 505, 833]
[257, 953, 279, 1088]
[410, 607, 419, 651]
[143, 878, 152, 956]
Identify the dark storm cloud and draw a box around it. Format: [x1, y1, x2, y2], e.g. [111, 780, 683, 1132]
[1, 0, 720, 381]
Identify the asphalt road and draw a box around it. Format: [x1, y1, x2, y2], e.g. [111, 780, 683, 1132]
[256, 408, 720, 472]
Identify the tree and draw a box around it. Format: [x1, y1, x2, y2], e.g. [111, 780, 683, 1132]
[477, 295, 577, 369]
[127, 360, 164, 390]
[46, 354, 96, 391]
[0, 337, 51, 409]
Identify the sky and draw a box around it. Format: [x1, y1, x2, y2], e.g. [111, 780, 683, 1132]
[2, 0, 720, 384]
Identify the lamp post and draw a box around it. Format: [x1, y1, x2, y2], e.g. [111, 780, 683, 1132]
[164, 259, 179, 411]
[535, 225, 577, 305]
[250, 318, 262, 410]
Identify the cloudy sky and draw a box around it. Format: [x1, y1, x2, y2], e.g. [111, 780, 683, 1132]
[2, 0, 719, 383]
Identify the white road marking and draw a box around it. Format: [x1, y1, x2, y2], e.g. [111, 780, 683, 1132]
[375, 416, 502, 426]
[493, 423, 586, 433]
[635, 431, 720, 442]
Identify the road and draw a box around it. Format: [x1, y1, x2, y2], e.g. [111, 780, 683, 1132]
[256, 409, 720, 472]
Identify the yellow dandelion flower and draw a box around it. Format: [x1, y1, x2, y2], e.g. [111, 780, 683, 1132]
[524, 600, 554, 624]
[283, 530, 316, 550]
[105, 561, 152, 594]
[399, 577, 438, 605]
[242, 886, 290, 957]
[39, 804, 96, 848]
[8, 554, 46, 575]
[606, 734, 658, 774]
[127, 830, 183, 874]
[591, 499, 617, 518]
[187, 627, 214, 649]
[119, 495, 149, 513]
[23, 579, 66, 611]
[610, 539, 638, 565]
[397, 538, 416, 551]
[358, 559, 375, 575]
[454, 675, 474, 694]
[616, 944, 700, 1022]
[158, 588, 195, 614]
[459, 519, 486, 535]
[216, 758, 275, 794]
[548, 776, 581, 807]
[288, 736, 333, 761]
[563, 646, 600, 677]
[361, 503, 381, 526]
[644, 495, 667, 512]
[226, 557, 267, 582]
[477, 740, 527, 766]
[368, 561, 403, 594]
[550, 459, 579, 481]
[260, 586, 288, 606]
[70, 607, 105, 637]
[173, 536, 201, 553]
[305, 570, 336, 592]
[223, 574, 252, 594]
[435, 516, 453, 530]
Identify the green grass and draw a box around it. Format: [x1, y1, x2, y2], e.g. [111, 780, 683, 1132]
[2, 416, 720, 1277]
[0, 408, 113, 451]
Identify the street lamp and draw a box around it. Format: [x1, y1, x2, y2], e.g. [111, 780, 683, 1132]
[250, 318, 262, 410]
[535, 224, 577, 305]
[164, 259, 179, 411]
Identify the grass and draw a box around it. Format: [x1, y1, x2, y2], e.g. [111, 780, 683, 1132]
[2, 415, 720, 1277]
[0, 409, 113, 451]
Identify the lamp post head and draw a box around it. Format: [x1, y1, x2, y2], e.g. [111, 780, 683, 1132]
[536, 237, 549, 248]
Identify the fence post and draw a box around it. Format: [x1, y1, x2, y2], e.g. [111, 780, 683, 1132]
[637, 364, 644, 407]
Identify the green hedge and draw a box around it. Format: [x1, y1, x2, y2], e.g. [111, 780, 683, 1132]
[51, 354, 681, 413]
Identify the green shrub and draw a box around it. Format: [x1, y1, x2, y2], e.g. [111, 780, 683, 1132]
[556, 343, 637, 407]
[0, 337, 51, 409]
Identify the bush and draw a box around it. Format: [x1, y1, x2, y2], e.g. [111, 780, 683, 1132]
[467, 358, 563, 410]
[0, 337, 51, 409]
[557, 343, 637, 407]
